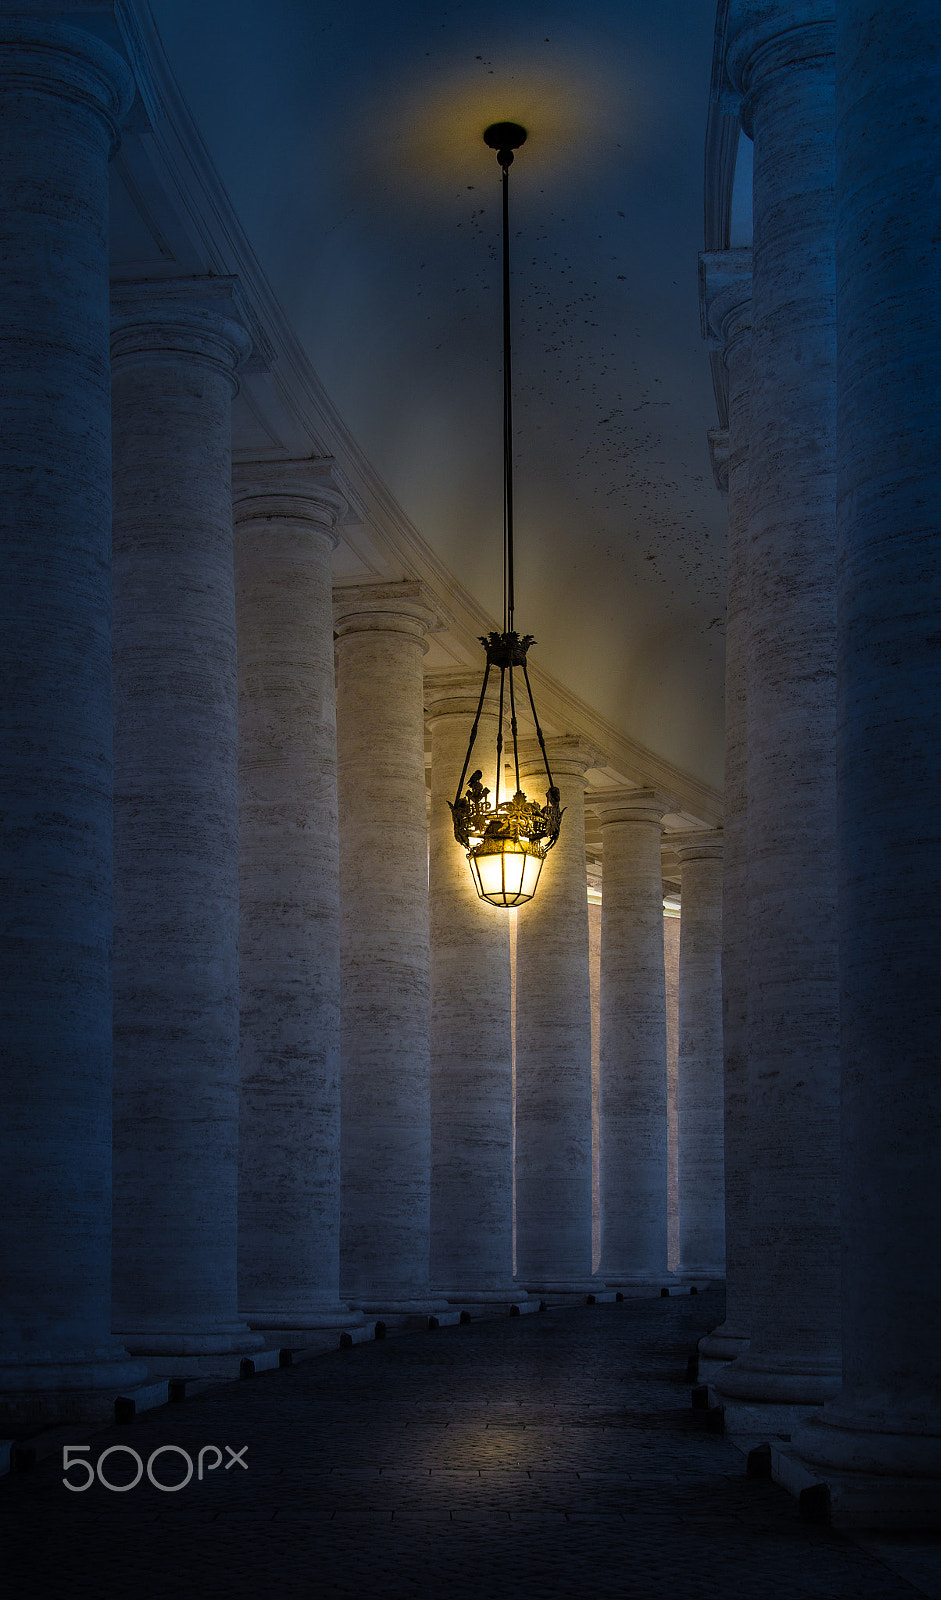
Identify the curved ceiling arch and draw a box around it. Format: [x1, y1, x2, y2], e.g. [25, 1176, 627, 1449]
[144, 0, 728, 793]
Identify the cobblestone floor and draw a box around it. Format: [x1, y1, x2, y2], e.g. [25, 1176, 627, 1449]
[2, 1288, 939, 1599]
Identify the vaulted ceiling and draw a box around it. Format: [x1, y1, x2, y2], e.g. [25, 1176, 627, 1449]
[111, 0, 731, 835]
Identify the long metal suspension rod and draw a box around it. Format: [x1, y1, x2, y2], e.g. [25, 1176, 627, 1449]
[495, 665, 506, 811]
[501, 156, 515, 638]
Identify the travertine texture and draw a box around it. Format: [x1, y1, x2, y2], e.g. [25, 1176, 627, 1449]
[699, 252, 753, 1365]
[664, 910, 680, 1274]
[426, 674, 515, 1298]
[589, 899, 602, 1272]
[0, 20, 143, 1423]
[234, 461, 353, 1330]
[335, 583, 439, 1306]
[514, 739, 596, 1289]
[674, 834, 725, 1278]
[110, 278, 260, 1356]
[594, 791, 670, 1285]
[793, 0, 941, 1524]
[716, 3, 842, 1417]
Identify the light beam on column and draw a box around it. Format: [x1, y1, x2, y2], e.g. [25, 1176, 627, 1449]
[234, 459, 359, 1336]
[334, 581, 448, 1316]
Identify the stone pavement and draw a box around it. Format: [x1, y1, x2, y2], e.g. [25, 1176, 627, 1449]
[2, 1288, 939, 1599]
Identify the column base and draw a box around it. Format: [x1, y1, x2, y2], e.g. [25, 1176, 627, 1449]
[348, 1298, 451, 1316]
[519, 1277, 603, 1296]
[713, 1351, 842, 1437]
[714, 1352, 842, 1404]
[791, 1399, 941, 1530]
[114, 1321, 265, 1358]
[438, 1288, 535, 1305]
[0, 1343, 148, 1433]
[699, 1319, 750, 1358]
[698, 1322, 750, 1382]
[597, 1271, 694, 1294]
[243, 1305, 363, 1333]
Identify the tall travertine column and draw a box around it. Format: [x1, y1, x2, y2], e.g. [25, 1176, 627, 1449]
[0, 19, 142, 1426]
[594, 791, 671, 1286]
[699, 252, 753, 1373]
[234, 460, 355, 1333]
[111, 278, 261, 1358]
[663, 904, 681, 1273]
[793, 0, 941, 1528]
[715, 2, 841, 1425]
[674, 833, 724, 1279]
[588, 895, 602, 1273]
[334, 582, 442, 1310]
[515, 738, 596, 1291]
[426, 673, 515, 1300]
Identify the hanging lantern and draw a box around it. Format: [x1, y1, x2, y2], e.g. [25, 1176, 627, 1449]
[449, 124, 563, 908]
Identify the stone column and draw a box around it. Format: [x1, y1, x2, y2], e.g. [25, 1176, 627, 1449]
[593, 791, 671, 1287]
[663, 898, 681, 1273]
[514, 738, 596, 1292]
[588, 894, 602, 1273]
[426, 672, 516, 1301]
[334, 582, 444, 1311]
[674, 832, 724, 1280]
[111, 278, 261, 1359]
[0, 20, 143, 1429]
[699, 251, 753, 1373]
[234, 460, 356, 1334]
[792, 0, 941, 1528]
[714, 3, 841, 1428]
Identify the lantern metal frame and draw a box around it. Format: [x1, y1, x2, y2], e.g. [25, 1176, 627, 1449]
[448, 122, 564, 908]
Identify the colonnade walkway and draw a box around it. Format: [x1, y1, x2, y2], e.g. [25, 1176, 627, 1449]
[2, 1288, 939, 1599]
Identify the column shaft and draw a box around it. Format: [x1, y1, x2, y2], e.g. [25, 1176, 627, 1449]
[699, 252, 753, 1367]
[0, 20, 141, 1426]
[675, 835, 724, 1279]
[335, 583, 439, 1308]
[716, 5, 842, 1420]
[515, 740, 595, 1290]
[595, 792, 670, 1285]
[427, 676, 514, 1298]
[664, 906, 681, 1274]
[111, 278, 260, 1357]
[234, 462, 352, 1331]
[793, 0, 941, 1526]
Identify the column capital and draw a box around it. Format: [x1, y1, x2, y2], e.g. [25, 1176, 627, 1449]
[670, 829, 724, 866]
[725, 5, 834, 137]
[424, 669, 491, 723]
[517, 734, 602, 784]
[110, 277, 254, 388]
[0, 18, 135, 149]
[233, 457, 348, 548]
[332, 580, 442, 644]
[589, 787, 673, 828]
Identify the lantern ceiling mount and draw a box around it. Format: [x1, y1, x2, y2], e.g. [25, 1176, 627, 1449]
[448, 122, 563, 909]
[482, 120, 527, 166]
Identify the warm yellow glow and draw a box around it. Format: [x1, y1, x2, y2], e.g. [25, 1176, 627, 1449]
[468, 839, 544, 907]
[355, 51, 651, 207]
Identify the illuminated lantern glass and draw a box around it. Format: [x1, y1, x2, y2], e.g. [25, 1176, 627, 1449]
[468, 837, 546, 908]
